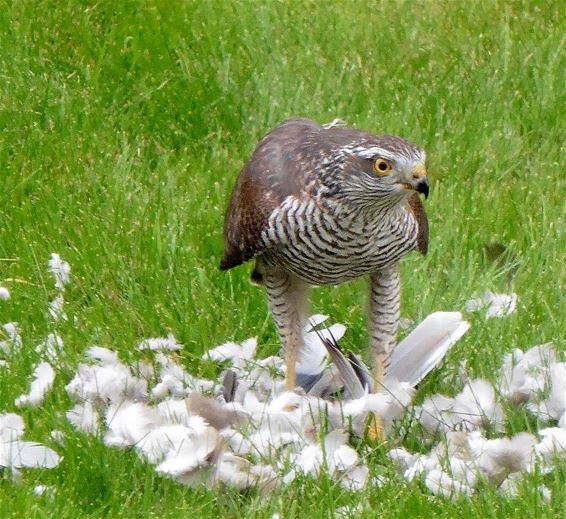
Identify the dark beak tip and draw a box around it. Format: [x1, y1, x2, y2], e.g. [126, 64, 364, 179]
[416, 179, 429, 199]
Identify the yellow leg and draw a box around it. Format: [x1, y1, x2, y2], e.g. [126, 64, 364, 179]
[262, 269, 307, 394]
[366, 359, 386, 442]
[285, 347, 298, 391]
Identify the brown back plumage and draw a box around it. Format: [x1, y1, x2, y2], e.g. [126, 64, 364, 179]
[220, 118, 320, 270]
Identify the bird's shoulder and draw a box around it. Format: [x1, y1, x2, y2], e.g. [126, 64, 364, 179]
[220, 118, 324, 270]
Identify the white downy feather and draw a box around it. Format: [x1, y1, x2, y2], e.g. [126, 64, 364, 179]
[156, 420, 221, 487]
[416, 394, 455, 434]
[215, 452, 278, 490]
[464, 291, 517, 318]
[85, 346, 121, 366]
[137, 334, 182, 352]
[539, 362, 566, 420]
[66, 362, 147, 404]
[0, 287, 10, 301]
[47, 294, 67, 321]
[136, 423, 198, 464]
[15, 362, 56, 408]
[34, 334, 64, 362]
[467, 431, 536, 484]
[425, 468, 474, 499]
[220, 429, 254, 456]
[388, 448, 418, 473]
[66, 402, 100, 434]
[104, 402, 161, 448]
[202, 338, 257, 370]
[498, 344, 556, 403]
[451, 379, 504, 431]
[535, 427, 566, 460]
[48, 253, 71, 290]
[157, 398, 192, 425]
[0, 322, 22, 355]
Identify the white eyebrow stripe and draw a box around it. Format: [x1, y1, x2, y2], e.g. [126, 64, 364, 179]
[337, 144, 426, 165]
[346, 146, 396, 160]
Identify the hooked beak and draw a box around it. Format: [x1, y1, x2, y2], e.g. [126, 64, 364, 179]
[411, 164, 429, 199]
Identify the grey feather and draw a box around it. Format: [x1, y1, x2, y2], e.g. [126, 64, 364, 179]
[346, 351, 373, 392]
[322, 338, 366, 399]
[220, 369, 238, 403]
[306, 366, 343, 398]
[296, 372, 324, 393]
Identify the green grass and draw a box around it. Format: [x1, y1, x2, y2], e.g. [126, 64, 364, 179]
[0, 0, 564, 516]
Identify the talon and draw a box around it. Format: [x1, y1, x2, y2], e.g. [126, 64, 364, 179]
[367, 355, 387, 443]
[366, 412, 386, 443]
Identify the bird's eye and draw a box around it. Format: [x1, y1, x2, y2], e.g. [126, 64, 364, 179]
[373, 159, 392, 175]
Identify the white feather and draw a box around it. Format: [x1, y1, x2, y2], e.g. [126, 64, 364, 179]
[137, 334, 182, 352]
[425, 468, 474, 499]
[85, 346, 121, 366]
[136, 424, 195, 464]
[157, 399, 192, 425]
[388, 448, 418, 473]
[0, 440, 60, 469]
[416, 394, 455, 434]
[535, 427, 566, 460]
[464, 291, 517, 318]
[66, 362, 147, 404]
[387, 312, 470, 386]
[498, 344, 556, 403]
[48, 253, 71, 290]
[202, 338, 257, 369]
[104, 402, 160, 448]
[155, 422, 221, 487]
[0, 287, 10, 301]
[0, 413, 25, 442]
[339, 463, 369, 491]
[66, 402, 100, 434]
[297, 318, 346, 376]
[0, 322, 23, 354]
[452, 379, 504, 431]
[541, 362, 566, 419]
[15, 362, 56, 408]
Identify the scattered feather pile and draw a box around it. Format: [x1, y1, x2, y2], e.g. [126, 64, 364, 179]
[1, 254, 564, 504]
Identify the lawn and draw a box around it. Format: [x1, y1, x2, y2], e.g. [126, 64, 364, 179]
[0, 0, 564, 517]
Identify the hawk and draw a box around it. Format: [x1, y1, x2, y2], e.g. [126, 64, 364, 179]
[220, 118, 429, 408]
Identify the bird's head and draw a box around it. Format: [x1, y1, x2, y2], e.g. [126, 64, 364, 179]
[328, 135, 429, 207]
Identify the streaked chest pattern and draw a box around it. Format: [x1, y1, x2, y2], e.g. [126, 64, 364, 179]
[259, 195, 419, 285]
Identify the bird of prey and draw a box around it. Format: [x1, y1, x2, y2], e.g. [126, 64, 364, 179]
[220, 117, 429, 421]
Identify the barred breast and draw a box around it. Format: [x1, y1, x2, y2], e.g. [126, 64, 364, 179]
[259, 196, 419, 286]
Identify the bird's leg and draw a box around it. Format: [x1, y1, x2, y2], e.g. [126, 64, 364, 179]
[367, 264, 401, 441]
[263, 269, 308, 391]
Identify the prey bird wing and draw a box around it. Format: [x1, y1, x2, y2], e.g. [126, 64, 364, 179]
[322, 338, 367, 399]
[306, 366, 343, 398]
[387, 312, 470, 387]
[347, 351, 373, 392]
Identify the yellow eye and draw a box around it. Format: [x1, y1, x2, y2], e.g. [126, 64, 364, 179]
[373, 159, 393, 175]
